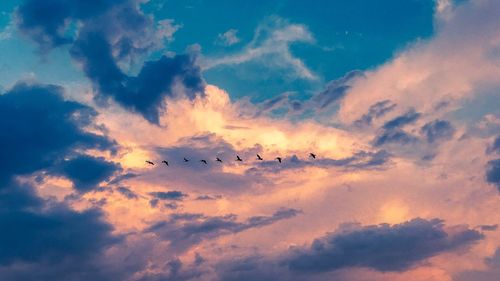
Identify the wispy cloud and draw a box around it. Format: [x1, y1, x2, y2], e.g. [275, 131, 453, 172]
[203, 17, 317, 80]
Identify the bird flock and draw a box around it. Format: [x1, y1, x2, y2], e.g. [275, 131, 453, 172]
[145, 153, 317, 166]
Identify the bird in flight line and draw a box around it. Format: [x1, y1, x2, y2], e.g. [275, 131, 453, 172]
[257, 154, 263, 160]
[276, 157, 282, 163]
[309, 153, 316, 159]
[162, 160, 169, 166]
[216, 157, 223, 163]
[200, 159, 208, 164]
[145, 160, 154, 165]
[236, 155, 243, 162]
[184, 157, 189, 162]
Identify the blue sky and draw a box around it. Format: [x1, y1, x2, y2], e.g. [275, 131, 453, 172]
[1, 0, 436, 101]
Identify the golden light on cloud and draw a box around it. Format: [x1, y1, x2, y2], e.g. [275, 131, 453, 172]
[378, 199, 410, 224]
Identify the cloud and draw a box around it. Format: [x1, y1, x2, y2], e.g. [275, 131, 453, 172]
[0, 82, 116, 185]
[382, 110, 421, 130]
[216, 29, 240, 46]
[486, 135, 500, 155]
[147, 208, 301, 252]
[485, 159, 500, 190]
[51, 154, 121, 193]
[286, 218, 483, 273]
[203, 17, 317, 80]
[420, 119, 455, 143]
[16, 0, 205, 124]
[116, 186, 138, 199]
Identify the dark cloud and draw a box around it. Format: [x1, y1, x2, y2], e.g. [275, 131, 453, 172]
[373, 129, 419, 146]
[147, 208, 300, 252]
[116, 186, 138, 199]
[314, 70, 363, 109]
[0, 178, 124, 280]
[382, 110, 421, 130]
[420, 119, 455, 143]
[16, 0, 205, 124]
[485, 159, 500, 190]
[0, 82, 116, 186]
[70, 31, 204, 123]
[149, 191, 188, 207]
[478, 224, 498, 231]
[486, 135, 500, 155]
[15, 0, 126, 51]
[354, 100, 397, 127]
[52, 155, 121, 193]
[286, 218, 483, 273]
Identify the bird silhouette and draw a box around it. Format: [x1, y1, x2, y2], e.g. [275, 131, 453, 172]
[257, 154, 263, 160]
[162, 160, 169, 166]
[276, 157, 282, 163]
[216, 157, 223, 163]
[145, 160, 154, 165]
[200, 159, 208, 164]
[309, 153, 316, 159]
[236, 155, 243, 161]
[183, 157, 189, 162]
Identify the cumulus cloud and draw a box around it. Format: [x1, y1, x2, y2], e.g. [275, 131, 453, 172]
[0, 82, 116, 185]
[16, 0, 205, 124]
[286, 218, 482, 272]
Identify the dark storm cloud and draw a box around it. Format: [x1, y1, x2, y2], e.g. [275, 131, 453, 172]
[51, 154, 121, 193]
[485, 159, 500, 190]
[420, 119, 455, 143]
[0, 82, 116, 186]
[286, 218, 483, 273]
[147, 208, 300, 252]
[16, 0, 205, 124]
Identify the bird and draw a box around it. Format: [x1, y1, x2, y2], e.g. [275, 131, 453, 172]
[145, 160, 154, 165]
[200, 159, 208, 164]
[236, 155, 243, 161]
[161, 160, 169, 166]
[256, 154, 263, 160]
[276, 157, 282, 163]
[216, 157, 223, 163]
[309, 153, 316, 159]
[183, 157, 189, 162]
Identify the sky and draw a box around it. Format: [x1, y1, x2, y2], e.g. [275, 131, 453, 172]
[0, 0, 499, 280]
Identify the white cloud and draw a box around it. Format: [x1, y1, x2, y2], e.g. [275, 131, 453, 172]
[202, 17, 318, 80]
[216, 28, 240, 46]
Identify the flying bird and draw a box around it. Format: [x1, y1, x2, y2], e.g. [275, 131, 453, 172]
[216, 157, 223, 163]
[200, 159, 208, 164]
[309, 153, 316, 159]
[257, 154, 263, 160]
[162, 160, 169, 166]
[183, 158, 189, 162]
[145, 160, 154, 165]
[276, 157, 282, 163]
[236, 155, 243, 162]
